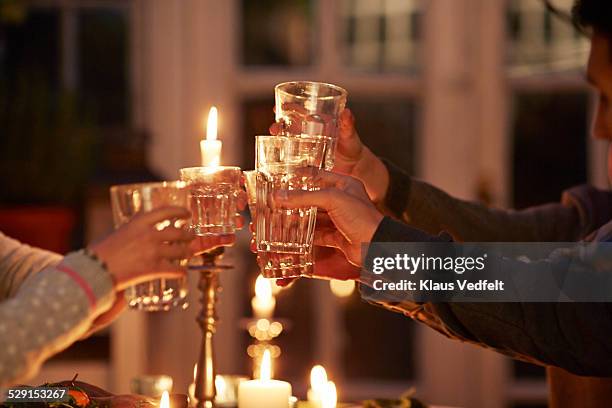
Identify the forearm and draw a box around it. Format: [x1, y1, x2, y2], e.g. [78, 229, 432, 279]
[364, 218, 612, 376]
[380, 160, 585, 242]
[0, 232, 63, 299]
[0, 251, 115, 386]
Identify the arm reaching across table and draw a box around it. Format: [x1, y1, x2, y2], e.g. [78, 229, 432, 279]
[0, 206, 233, 386]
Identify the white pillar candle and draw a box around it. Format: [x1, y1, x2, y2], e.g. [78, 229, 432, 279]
[200, 106, 222, 167]
[238, 350, 291, 408]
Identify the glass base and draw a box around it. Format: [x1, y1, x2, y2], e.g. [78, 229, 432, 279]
[127, 296, 189, 312]
[258, 251, 313, 279]
[125, 277, 189, 311]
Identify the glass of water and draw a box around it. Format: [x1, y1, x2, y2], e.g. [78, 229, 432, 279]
[244, 169, 313, 278]
[254, 136, 328, 278]
[275, 81, 347, 170]
[110, 181, 190, 311]
[179, 166, 242, 236]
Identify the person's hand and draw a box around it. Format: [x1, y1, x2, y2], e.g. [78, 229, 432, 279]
[82, 293, 127, 338]
[269, 108, 390, 204]
[89, 206, 196, 291]
[273, 171, 384, 267]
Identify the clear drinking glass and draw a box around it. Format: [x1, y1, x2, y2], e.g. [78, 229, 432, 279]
[244, 170, 313, 278]
[254, 136, 327, 278]
[179, 166, 242, 236]
[110, 181, 190, 311]
[274, 81, 347, 170]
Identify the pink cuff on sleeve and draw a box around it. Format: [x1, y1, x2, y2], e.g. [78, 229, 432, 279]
[57, 264, 97, 309]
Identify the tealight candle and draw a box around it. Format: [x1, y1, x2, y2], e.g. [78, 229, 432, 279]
[238, 349, 292, 408]
[200, 106, 222, 167]
[251, 274, 276, 319]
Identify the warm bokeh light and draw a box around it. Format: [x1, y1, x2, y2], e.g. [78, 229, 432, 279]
[206, 106, 218, 141]
[329, 279, 356, 298]
[322, 381, 337, 408]
[270, 279, 284, 295]
[255, 274, 273, 299]
[310, 365, 328, 393]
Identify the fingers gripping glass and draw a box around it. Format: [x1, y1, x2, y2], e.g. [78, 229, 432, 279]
[253, 136, 328, 279]
[110, 181, 190, 311]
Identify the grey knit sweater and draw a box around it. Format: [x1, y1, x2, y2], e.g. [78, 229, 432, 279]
[0, 232, 115, 386]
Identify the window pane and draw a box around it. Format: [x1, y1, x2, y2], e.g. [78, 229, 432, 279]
[0, 9, 60, 88]
[348, 97, 417, 175]
[78, 9, 129, 125]
[512, 91, 589, 209]
[507, 0, 588, 74]
[341, 0, 423, 73]
[241, 0, 314, 67]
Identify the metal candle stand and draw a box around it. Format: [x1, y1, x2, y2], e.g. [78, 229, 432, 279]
[190, 247, 232, 408]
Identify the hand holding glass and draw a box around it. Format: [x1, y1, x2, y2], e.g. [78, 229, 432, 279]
[254, 136, 328, 278]
[110, 181, 190, 311]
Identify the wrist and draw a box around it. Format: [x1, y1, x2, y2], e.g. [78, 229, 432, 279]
[365, 209, 385, 243]
[355, 148, 389, 204]
[87, 243, 118, 289]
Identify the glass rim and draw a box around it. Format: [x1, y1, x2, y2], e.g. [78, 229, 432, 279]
[110, 180, 187, 193]
[274, 81, 348, 101]
[179, 165, 242, 174]
[255, 135, 330, 144]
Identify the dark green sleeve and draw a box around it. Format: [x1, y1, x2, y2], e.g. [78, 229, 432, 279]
[381, 159, 587, 242]
[366, 216, 612, 377]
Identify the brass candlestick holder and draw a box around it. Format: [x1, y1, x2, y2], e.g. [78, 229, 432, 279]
[190, 247, 232, 408]
[180, 165, 242, 408]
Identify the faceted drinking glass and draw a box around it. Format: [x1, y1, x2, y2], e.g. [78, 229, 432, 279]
[274, 81, 347, 170]
[244, 169, 313, 278]
[179, 166, 242, 236]
[254, 136, 328, 278]
[110, 181, 190, 311]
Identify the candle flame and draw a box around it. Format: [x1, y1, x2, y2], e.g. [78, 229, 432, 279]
[193, 364, 197, 381]
[322, 381, 337, 408]
[255, 274, 273, 300]
[260, 349, 272, 381]
[310, 365, 328, 393]
[206, 106, 218, 141]
[160, 391, 170, 408]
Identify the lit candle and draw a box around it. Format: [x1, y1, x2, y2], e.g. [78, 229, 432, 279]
[200, 106, 222, 167]
[251, 274, 276, 319]
[238, 349, 292, 408]
[307, 365, 337, 408]
[321, 381, 337, 408]
[160, 390, 170, 408]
